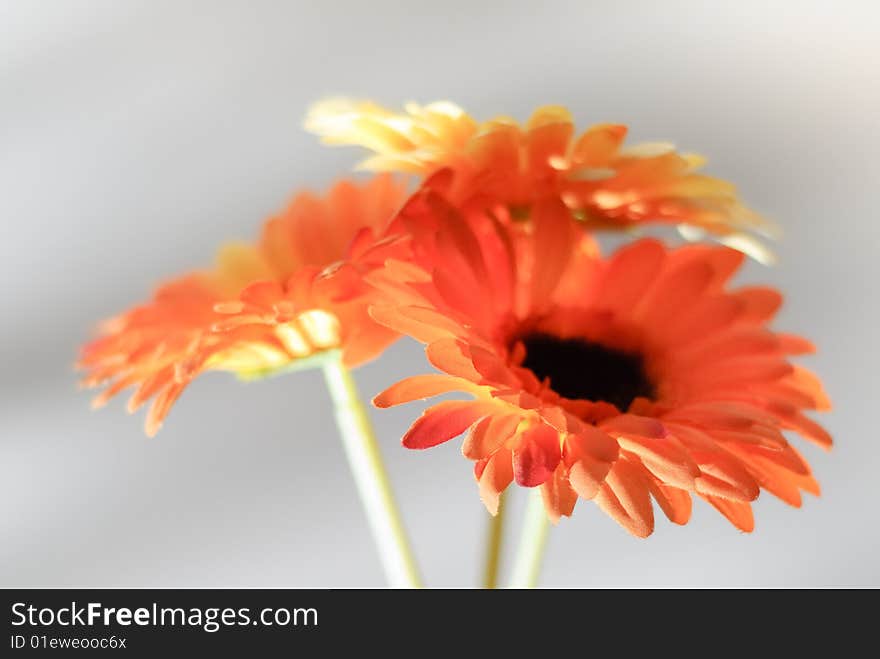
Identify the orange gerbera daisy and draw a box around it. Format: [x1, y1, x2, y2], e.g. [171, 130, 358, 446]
[79, 175, 406, 436]
[369, 186, 830, 536]
[305, 99, 775, 261]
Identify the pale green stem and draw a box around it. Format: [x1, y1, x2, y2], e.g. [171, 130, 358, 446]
[321, 356, 422, 588]
[509, 489, 550, 588]
[482, 491, 507, 589]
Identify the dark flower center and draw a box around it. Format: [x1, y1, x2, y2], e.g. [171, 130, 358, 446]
[519, 333, 654, 411]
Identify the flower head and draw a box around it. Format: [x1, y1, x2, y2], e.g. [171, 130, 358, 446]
[306, 99, 775, 261]
[79, 175, 406, 436]
[370, 186, 830, 536]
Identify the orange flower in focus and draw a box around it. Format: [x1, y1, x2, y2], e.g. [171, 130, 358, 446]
[369, 186, 830, 536]
[305, 99, 775, 261]
[79, 175, 406, 436]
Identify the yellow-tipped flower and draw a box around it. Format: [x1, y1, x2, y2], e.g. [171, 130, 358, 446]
[306, 99, 777, 263]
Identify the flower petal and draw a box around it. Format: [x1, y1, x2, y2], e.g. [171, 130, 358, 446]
[540, 465, 578, 524]
[733, 287, 782, 323]
[595, 459, 654, 537]
[563, 426, 619, 499]
[635, 259, 714, 324]
[478, 447, 514, 515]
[402, 400, 497, 449]
[600, 414, 668, 439]
[702, 495, 754, 532]
[778, 334, 816, 355]
[619, 436, 700, 490]
[668, 424, 760, 501]
[372, 374, 472, 408]
[513, 424, 563, 487]
[462, 414, 521, 460]
[529, 199, 577, 303]
[646, 477, 692, 525]
[369, 305, 464, 344]
[425, 338, 482, 381]
[571, 123, 628, 166]
[593, 239, 666, 313]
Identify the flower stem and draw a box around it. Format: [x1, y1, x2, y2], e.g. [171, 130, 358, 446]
[510, 489, 550, 588]
[482, 491, 507, 589]
[321, 356, 422, 588]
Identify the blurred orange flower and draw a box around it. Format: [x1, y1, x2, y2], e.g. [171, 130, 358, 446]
[79, 175, 406, 436]
[370, 186, 830, 536]
[305, 99, 775, 261]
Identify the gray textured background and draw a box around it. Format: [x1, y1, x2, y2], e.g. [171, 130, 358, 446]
[2, 0, 878, 587]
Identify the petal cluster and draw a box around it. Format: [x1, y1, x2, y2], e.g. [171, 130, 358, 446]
[306, 99, 775, 260]
[81, 96, 831, 540]
[370, 184, 830, 535]
[79, 175, 405, 435]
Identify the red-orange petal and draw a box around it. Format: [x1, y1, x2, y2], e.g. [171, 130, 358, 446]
[595, 459, 654, 537]
[619, 436, 700, 490]
[529, 199, 577, 303]
[593, 239, 666, 313]
[425, 338, 482, 381]
[635, 259, 714, 324]
[369, 305, 464, 344]
[478, 447, 514, 515]
[646, 477, 693, 525]
[600, 414, 668, 438]
[702, 495, 755, 532]
[733, 287, 782, 323]
[778, 334, 816, 355]
[462, 414, 521, 460]
[373, 374, 471, 408]
[402, 400, 497, 449]
[541, 465, 578, 524]
[512, 424, 563, 487]
[563, 426, 619, 499]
